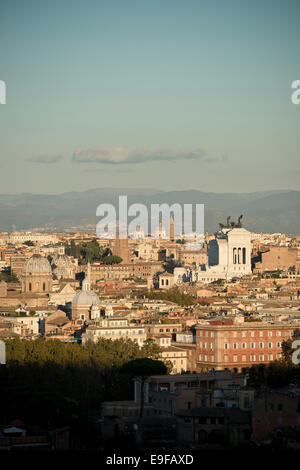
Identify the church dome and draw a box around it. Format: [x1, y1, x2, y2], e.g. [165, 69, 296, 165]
[51, 254, 73, 269]
[22, 254, 52, 275]
[72, 290, 100, 306]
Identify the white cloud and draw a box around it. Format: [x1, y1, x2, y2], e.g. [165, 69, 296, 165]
[25, 155, 63, 164]
[72, 146, 215, 165]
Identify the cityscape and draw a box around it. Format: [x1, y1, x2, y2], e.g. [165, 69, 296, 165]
[0, 219, 300, 453]
[1, 0, 300, 463]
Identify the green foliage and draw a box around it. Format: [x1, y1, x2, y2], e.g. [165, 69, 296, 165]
[80, 239, 102, 263]
[263, 269, 282, 279]
[23, 240, 35, 246]
[0, 272, 18, 283]
[0, 337, 167, 417]
[164, 259, 184, 272]
[64, 239, 119, 265]
[101, 255, 122, 265]
[282, 330, 300, 361]
[119, 357, 168, 419]
[120, 357, 167, 377]
[133, 288, 195, 307]
[210, 278, 224, 285]
[248, 360, 300, 388]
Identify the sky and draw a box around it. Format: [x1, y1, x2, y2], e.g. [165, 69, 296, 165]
[0, 0, 299, 194]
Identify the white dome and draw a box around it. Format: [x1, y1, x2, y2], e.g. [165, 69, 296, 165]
[51, 254, 73, 269]
[72, 290, 100, 306]
[22, 254, 52, 275]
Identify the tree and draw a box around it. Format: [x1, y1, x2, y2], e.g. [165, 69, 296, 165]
[282, 330, 300, 361]
[23, 240, 35, 246]
[101, 255, 122, 265]
[0, 272, 18, 283]
[120, 358, 167, 418]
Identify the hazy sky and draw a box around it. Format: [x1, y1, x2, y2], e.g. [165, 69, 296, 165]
[0, 0, 299, 194]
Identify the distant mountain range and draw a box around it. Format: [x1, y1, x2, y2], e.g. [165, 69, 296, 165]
[0, 188, 299, 234]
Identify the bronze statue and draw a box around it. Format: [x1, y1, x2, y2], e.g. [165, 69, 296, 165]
[219, 214, 244, 230]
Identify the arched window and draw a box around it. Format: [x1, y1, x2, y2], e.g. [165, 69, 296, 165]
[29, 282, 32, 291]
[43, 282, 46, 291]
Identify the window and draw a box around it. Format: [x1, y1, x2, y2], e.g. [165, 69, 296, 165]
[259, 354, 264, 361]
[233, 355, 237, 362]
[276, 331, 281, 337]
[259, 342, 264, 348]
[277, 342, 281, 348]
[242, 331, 246, 338]
[268, 331, 273, 337]
[259, 331, 263, 337]
[268, 342, 273, 348]
[242, 355, 246, 362]
[268, 354, 273, 360]
[251, 342, 255, 349]
[244, 397, 250, 408]
[233, 343, 238, 349]
[242, 247, 246, 264]
[198, 417, 207, 424]
[224, 343, 229, 350]
[242, 343, 246, 349]
[233, 248, 237, 265]
[251, 332, 255, 337]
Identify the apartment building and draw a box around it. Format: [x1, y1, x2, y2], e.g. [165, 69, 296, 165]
[196, 320, 296, 372]
[82, 317, 146, 347]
